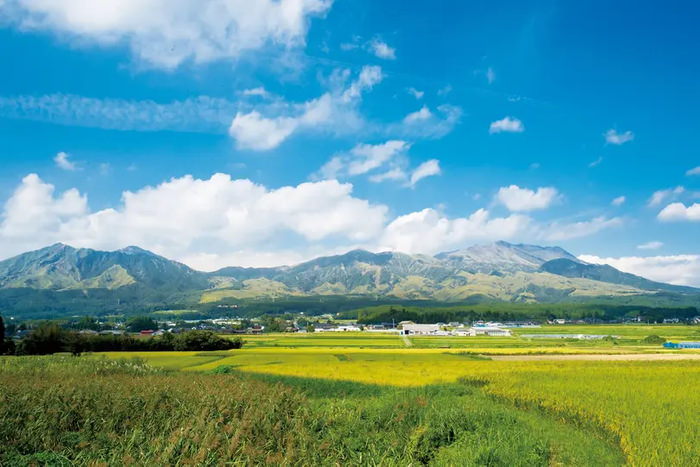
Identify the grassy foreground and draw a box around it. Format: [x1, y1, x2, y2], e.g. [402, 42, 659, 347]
[2, 326, 699, 465]
[0, 356, 622, 466]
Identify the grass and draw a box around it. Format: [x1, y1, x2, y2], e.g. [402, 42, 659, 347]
[99, 326, 700, 466]
[0, 356, 624, 465]
[4, 324, 699, 465]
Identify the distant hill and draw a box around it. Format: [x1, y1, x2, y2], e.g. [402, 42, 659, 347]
[0, 241, 698, 316]
[539, 258, 697, 294]
[0, 243, 209, 291]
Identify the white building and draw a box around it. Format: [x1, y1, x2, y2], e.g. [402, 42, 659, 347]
[402, 323, 441, 335]
[469, 327, 512, 337]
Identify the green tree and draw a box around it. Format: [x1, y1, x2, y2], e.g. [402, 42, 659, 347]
[126, 316, 158, 332]
[18, 322, 66, 355]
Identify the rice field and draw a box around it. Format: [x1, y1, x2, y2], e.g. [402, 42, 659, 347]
[3, 325, 699, 465]
[96, 326, 700, 466]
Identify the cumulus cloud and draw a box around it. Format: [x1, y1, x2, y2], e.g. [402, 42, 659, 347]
[0, 173, 387, 269]
[0, 172, 635, 269]
[686, 166, 700, 176]
[495, 185, 558, 212]
[489, 116, 524, 134]
[544, 216, 622, 241]
[379, 208, 531, 254]
[229, 66, 382, 150]
[604, 129, 634, 145]
[611, 196, 626, 206]
[579, 254, 700, 287]
[657, 202, 700, 222]
[637, 241, 663, 250]
[0, 0, 332, 69]
[408, 159, 441, 187]
[54, 151, 77, 171]
[229, 111, 297, 151]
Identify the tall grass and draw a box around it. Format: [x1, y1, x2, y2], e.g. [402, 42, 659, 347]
[0, 356, 622, 465]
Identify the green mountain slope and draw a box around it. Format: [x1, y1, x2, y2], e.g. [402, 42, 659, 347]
[1, 242, 698, 316]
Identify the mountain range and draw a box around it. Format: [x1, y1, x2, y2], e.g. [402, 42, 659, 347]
[0, 242, 697, 317]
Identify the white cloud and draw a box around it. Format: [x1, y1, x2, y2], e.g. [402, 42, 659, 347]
[495, 185, 558, 212]
[0, 173, 388, 269]
[588, 156, 603, 168]
[0, 173, 636, 269]
[347, 140, 409, 176]
[379, 208, 532, 254]
[686, 166, 700, 176]
[657, 202, 700, 222]
[403, 106, 432, 124]
[369, 167, 406, 183]
[391, 104, 461, 139]
[579, 254, 700, 288]
[1, 0, 332, 69]
[437, 85, 452, 96]
[229, 66, 382, 150]
[409, 159, 441, 187]
[367, 38, 396, 60]
[486, 67, 495, 84]
[611, 196, 626, 206]
[229, 111, 297, 150]
[0, 94, 238, 133]
[637, 241, 663, 250]
[544, 216, 622, 241]
[604, 129, 634, 145]
[648, 186, 685, 207]
[407, 87, 424, 99]
[316, 156, 344, 180]
[313, 140, 413, 184]
[489, 116, 524, 134]
[241, 87, 269, 98]
[54, 151, 77, 171]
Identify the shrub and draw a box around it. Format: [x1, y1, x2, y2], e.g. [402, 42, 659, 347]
[641, 335, 666, 344]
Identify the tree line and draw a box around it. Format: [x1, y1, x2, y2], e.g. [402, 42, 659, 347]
[1, 318, 242, 356]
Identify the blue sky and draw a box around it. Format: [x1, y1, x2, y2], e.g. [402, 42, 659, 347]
[0, 1, 698, 284]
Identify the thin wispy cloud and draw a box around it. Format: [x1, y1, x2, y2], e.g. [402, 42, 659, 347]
[604, 129, 634, 145]
[588, 156, 603, 168]
[611, 196, 626, 206]
[0, 94, 238, 133]
[637, 241, 663, 250]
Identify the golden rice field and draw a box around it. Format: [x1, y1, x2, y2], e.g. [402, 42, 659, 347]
[97, 327, 700, 466]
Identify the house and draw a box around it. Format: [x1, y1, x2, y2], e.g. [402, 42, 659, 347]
[140, 329, 155, 336]
[402, 324, 440, 335]
[469, 327, 512, 337]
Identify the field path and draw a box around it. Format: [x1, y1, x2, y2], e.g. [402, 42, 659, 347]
[401, 334, 412, 347]
[488, 353, 700, 362]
